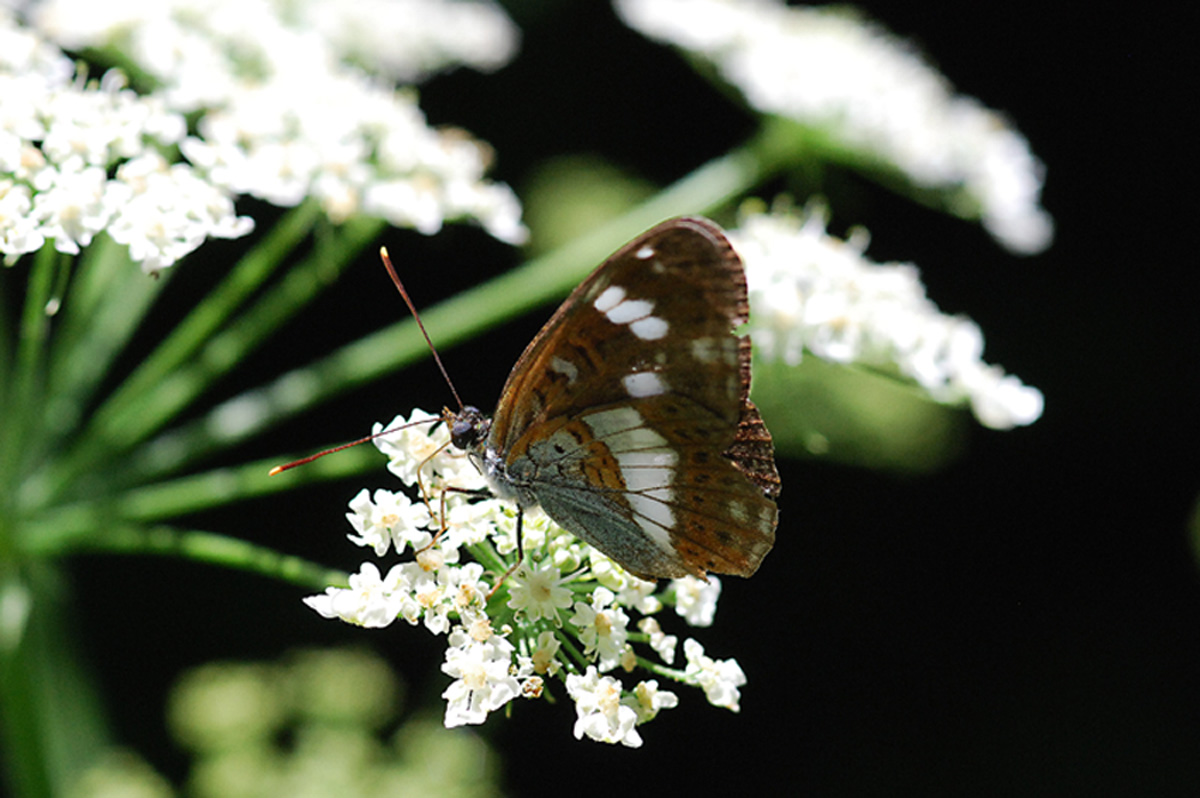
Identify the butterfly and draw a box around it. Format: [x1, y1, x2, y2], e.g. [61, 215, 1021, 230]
[445, 216, 779, 581]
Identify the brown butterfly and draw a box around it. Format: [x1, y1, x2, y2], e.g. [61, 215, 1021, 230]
[445, 217, 779, 580]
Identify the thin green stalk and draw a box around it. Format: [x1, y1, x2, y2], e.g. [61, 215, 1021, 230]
[97, 213, 383, 458]
[0, 563, 112, 798]
[54, 234, 131, 339]
[3, 246, 59, 484]
[87, 200, 323, 443]
[30, 444, 381, 541]
[24, 524, 345, 590]
[0, 268, 13, 442]
[633, 654, 686, 682]
[42, 237, 169, 455]
[24, 205, 374, 509]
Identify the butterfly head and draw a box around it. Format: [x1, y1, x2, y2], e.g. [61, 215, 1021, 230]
[447, 405, 491, 452]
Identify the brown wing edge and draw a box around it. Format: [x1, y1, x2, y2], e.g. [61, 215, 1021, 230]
[723, 234, 781, 498]
[725, 396, 781, 498]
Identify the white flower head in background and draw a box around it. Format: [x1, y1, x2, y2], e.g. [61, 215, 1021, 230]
[304, 410, 752, 743]
[732, 204, 1044, 429]
[1, 10, 252, 270]
[615, 0, 1053, 255]
[17, 0, 527, 250]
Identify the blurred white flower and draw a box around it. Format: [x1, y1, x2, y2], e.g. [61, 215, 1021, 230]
[616, 0, 1053, 254]
[1, 10, 253, 269]
[27, 0, 527, 243]
[732, 206, 1044, 429]
[671, 574, 722, 627]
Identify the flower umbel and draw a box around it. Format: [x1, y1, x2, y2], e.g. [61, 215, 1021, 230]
[28, 0, 527, 243]
[616, 0, 1053, 255]
[732, 205, 1044, 429]
[0, 11, 252, 270]
[305, 411, 749, 743]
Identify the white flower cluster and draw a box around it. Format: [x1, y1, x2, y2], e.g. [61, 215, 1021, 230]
[27, 0, 527, 243]
[304, 409, 749, 746]
[1, 10, 253, 270]
[615, 0, 1053, 255]
[732, 205, 1044, 429]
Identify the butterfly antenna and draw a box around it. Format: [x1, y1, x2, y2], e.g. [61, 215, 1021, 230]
[267, 417, 433, 475]
[380, 246, 466, 412]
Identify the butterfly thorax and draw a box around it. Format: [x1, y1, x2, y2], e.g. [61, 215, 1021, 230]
[448, 405, 537, 508]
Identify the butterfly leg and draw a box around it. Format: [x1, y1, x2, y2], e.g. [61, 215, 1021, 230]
[416, 484, 492, 554]
[486, 506, 526, 599]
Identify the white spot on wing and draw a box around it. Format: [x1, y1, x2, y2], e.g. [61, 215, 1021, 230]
[584, 408, 670, 454]
[630, 316, 668, 340]
[636, 245, 655, 259]
[582, 407, 679, 555]
[628, 494, 675, 546]
[583, 406, 643, 438]
[606, 425, 669, 453]
[605, 298, 653, 324]
[622, 465, 674, 493]
[622, 371, 667, 397]
[612, 449, 678, 468]
[593, 285, 625, 313]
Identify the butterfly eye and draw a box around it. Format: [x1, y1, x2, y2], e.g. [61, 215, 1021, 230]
[450, 406, 489, 451]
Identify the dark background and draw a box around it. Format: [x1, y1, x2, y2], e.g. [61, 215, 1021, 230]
[68, 2, 1198, 796]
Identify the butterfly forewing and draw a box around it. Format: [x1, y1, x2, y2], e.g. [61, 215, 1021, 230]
[475, 217, 779, 580]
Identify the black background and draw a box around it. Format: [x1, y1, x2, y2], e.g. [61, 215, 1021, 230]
[65, 2, 1199, 796]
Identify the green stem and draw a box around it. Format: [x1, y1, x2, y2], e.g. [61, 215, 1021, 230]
[43, 236, 169, 456]
[24, 524, 344, 590]
[3, 247, 58, 483]
[87, 201, 323, 441]
[31, 444, 380, 539]
[553, 629, 591, 672]
[0, 269, 11, 421]
[0, 563, 112, 798]
[25, 208, 384, 509]
[634, 654, 686, 682]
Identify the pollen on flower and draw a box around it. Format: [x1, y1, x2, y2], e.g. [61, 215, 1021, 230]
[416, 588, 440, 610]
[416, 547, 444, 572]
[469, 616, 494, 642]
[530, 632, 562, 676]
